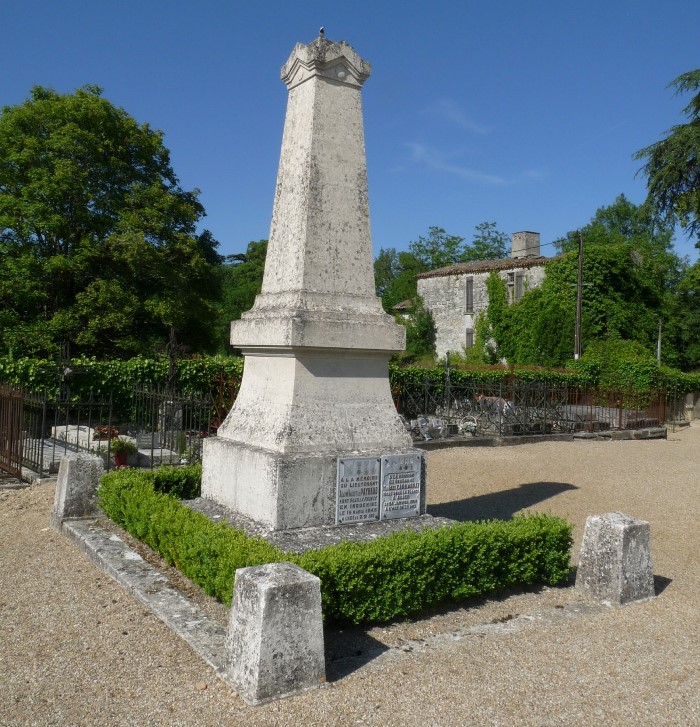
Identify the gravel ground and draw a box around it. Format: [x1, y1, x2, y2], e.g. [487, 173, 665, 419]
[1, 425, 698, 726]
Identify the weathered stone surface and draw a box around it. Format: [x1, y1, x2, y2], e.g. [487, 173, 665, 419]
[224, 562, 325, 705]
[229, 36, 401, 353]
[201, 35, 424, 530]
[576, 512, 654, 605]
[62, 518, 226, 673]
[50, 454, 104, 529]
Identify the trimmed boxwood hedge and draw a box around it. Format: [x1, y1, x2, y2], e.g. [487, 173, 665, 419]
[98, 466, 573, 625]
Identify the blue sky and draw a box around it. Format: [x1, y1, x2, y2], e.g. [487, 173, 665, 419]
[3, 1, 699, 263]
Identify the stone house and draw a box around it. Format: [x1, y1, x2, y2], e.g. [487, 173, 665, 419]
[417, 232, 554, 359]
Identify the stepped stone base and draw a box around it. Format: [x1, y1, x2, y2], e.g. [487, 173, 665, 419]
[202, 437, 422, 531]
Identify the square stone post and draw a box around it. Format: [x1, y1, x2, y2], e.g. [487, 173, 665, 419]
[224, 562, 325, 705]
[50, 453, 104, 530]
[575, 512, 655, 605]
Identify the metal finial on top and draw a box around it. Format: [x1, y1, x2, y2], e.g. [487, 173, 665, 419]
[319, 26, 324, 37]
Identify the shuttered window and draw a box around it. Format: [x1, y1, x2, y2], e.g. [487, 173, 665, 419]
[465, 277, 474, 313]
[465, 328, 474, 349]
[515, 272, 524, 303]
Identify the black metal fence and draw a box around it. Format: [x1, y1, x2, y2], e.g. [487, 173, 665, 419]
[16, 387, 214, 476]
[1, 376, 692, 477]
[395, 376, 682, 439]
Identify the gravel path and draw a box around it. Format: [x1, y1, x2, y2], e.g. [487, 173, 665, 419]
[1, 426, 698, 726]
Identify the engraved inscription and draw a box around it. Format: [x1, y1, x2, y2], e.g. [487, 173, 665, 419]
[336, 457, 381, 525]
[380, 453, 422, 520]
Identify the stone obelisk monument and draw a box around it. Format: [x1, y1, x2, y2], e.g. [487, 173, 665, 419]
[202, 35, 423, 530]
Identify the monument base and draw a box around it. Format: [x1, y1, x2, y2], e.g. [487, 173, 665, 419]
[201, 436, 424, 531]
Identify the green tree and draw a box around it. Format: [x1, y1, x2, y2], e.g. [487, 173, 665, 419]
[404, 296, 436, 358]
[665, 261, 700, 370]
[553, 194, 684, 365]
[482, 243, 668, 368]
[409, 226, 465, 269]
[462, 221, 509, 261]
[374, 247, 426, 313]
[0, 85, 222, 357]
[374, 222, 509, 314]
[218, 240, 267, 349]
[634, 70, 700, 246]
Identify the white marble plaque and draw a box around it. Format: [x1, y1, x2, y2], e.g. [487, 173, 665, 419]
[336, 457, 381, 524]
[380, 453, 422, 520]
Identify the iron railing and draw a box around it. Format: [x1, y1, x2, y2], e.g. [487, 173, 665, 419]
[395, 377, 679, 439]
[13, 387, 213, 476]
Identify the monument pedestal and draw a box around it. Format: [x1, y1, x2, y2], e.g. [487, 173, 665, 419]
[202, 348, 419, 530]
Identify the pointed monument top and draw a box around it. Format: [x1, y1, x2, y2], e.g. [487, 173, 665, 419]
[281, 36, 371, 89]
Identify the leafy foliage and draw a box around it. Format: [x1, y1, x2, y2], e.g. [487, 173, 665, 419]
[98, 468, 573, 624]
[0, 353, 243, 401]
[404, 296, 437, 357]
[218, 240, 267, 349]
[462, 221, 509, 261]
[666, 261, 700, 370]
[471, 195, 687, 369]
[0, 85, 222, 358]
[635, 70, 700, 244]
[374, 247, 426, 312]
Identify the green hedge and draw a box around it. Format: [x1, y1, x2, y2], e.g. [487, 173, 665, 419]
[98, 467, 573, 625]
[0, 354, 244, 399]
[3, 353, 697, 404]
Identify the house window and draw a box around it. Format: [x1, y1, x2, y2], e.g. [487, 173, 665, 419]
[465, 328, 474, 349]
[507, 271, 525, 304]
[465, 277, 474, 313]
[507, 272, 515, 303]
[515, 272, 524, 303]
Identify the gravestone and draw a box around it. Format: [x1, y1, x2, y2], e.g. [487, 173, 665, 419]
[202, 34, 424, 530]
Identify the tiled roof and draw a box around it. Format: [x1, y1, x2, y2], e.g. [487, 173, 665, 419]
[417, 255, 560, 279]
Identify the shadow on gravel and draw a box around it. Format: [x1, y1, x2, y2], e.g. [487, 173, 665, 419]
[324, 629, 389, 681]
[428, 481, 578, 522]
[654, 575, 673, 595]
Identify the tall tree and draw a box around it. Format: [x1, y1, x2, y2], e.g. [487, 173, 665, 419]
[483, 242, 670, 367]
[374, 247, 426, 313]
[634, 69, 700, 246]
[408, 226, 465, 270]
[462, 221, 509, 261]
[665, 261, 700, 370]
[0, 85, 222, 357]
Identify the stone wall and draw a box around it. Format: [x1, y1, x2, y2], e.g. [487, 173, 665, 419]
[418, 264, 547, 360]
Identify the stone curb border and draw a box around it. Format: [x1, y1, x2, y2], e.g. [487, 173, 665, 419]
[60, 518, 228, 676]
[57, 517, 613, 693]
[415, 426, 667, 450]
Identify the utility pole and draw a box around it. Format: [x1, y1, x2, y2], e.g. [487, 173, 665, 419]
[574, 232, 584, 360]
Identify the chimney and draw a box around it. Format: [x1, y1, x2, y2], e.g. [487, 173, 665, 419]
[511, 231, 540, 259]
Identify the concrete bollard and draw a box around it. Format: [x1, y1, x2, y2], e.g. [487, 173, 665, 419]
[224, 562, 326, 705]
[50, 454, 104, 530]
[575, 512, 655, 605]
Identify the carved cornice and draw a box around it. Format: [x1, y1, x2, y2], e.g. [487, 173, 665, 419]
[281, 37, 371, 89]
